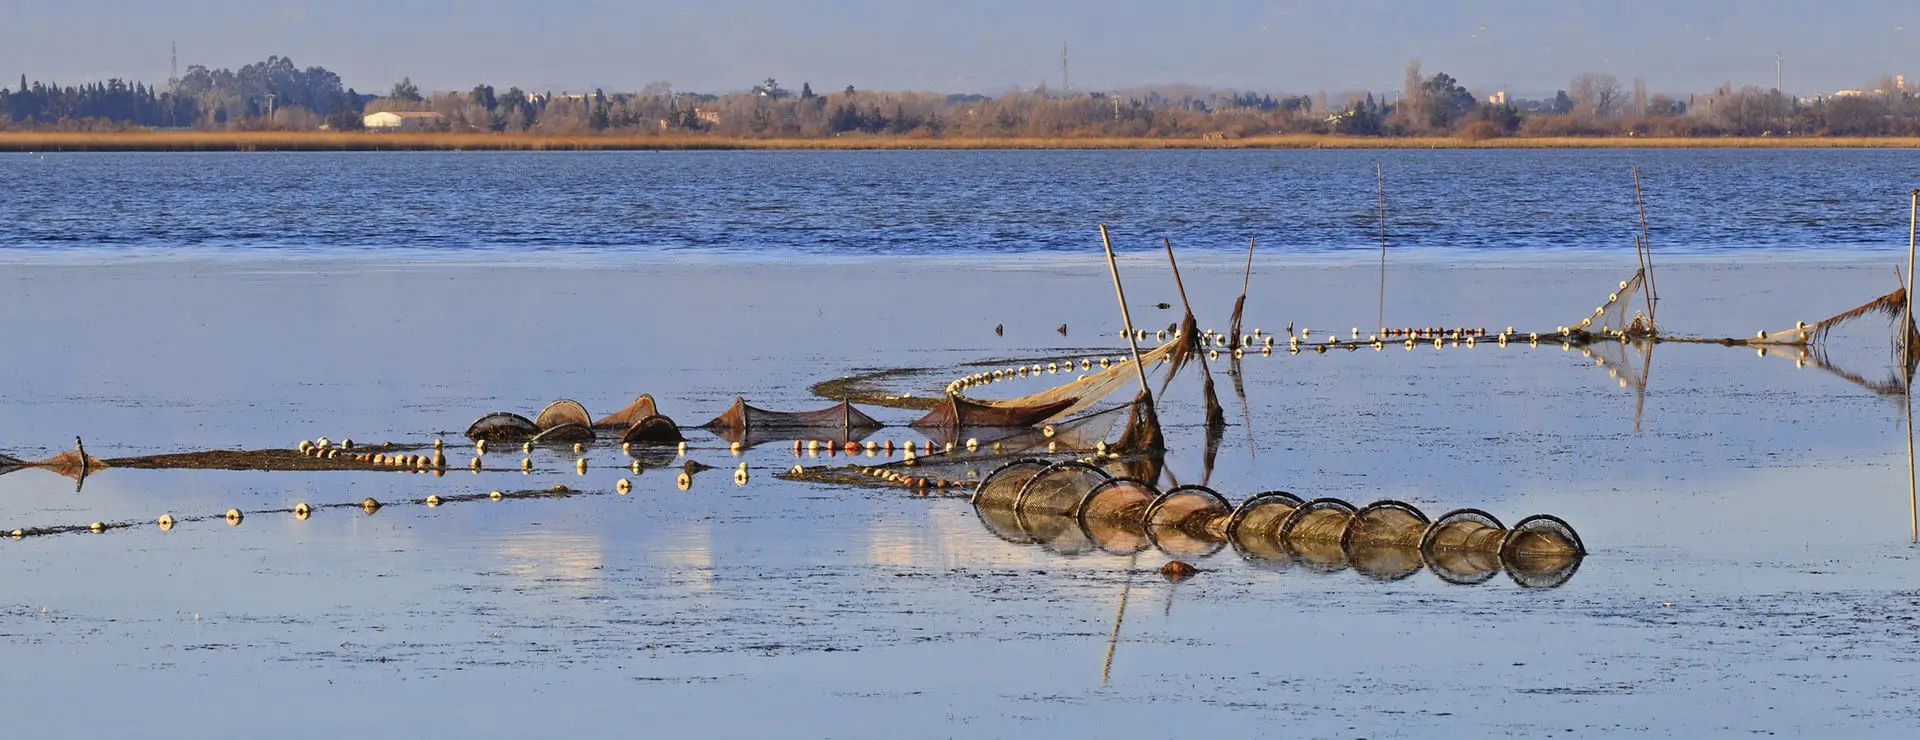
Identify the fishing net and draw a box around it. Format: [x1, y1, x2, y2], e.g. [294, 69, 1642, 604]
[465, 412, 540, 442]
[0, 452, 26, 476]
[620, 415, 685, 445]
[536, 400, 592, 429]
[923, 338, 1178, 434]
[1225, 492, 1303, 563]
[967, 475, 1585, 587]
[1420, 509, 1509, 553]
[1749, 288, 1920, 394]
[1341, 500, 1431, 550]
[1013, 461, 1113, 518]
[1565, 269, 1652, 338]
[1077, 478, 1158, 555]
[530, 422, 594, 445]
[595, 394, 660, 429]
[1144, 485, 1231, 558]
[704, 398, 883, 433]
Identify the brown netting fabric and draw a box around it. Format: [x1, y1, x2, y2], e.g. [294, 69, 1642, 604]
[704, 398, 882, 433]
[465, 412, 540, 442]
[1013, 461, 1112, 518]
[536, 400, 592, 430]
[620, 415, 685, 445]
[595, 394, 660, 429]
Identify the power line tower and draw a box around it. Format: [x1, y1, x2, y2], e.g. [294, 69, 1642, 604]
[1061, 44, 1070, 96]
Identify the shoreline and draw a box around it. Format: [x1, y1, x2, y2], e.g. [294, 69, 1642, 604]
[5, 131, 1920, 152]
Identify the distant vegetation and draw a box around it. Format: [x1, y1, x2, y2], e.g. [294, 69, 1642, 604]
[6, 56, 1920, 141]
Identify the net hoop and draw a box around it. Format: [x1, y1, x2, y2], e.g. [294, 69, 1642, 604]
[1339, 499, 1432, 552]
[970, 458, 1052, 508]
[1223, 490, 1303, 541]
[1501, 514, 1587, 558]
[1012, 460, 1113, 518]
[619, 415, 685, 445]
[1419, 508, 1507, 553]
[1275, 497, 1358, 543]
[1143, 485, 1232, 558]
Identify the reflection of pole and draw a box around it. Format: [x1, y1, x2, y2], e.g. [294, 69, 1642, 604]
[1100, 224, 1154, 401]
[1101, 554, 1137, 684]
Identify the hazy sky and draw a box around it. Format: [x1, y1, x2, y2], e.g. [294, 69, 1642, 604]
[0, 1, 1912, 97]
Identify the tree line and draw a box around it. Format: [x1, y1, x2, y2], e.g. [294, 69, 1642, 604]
[6, 56, 1920, 138]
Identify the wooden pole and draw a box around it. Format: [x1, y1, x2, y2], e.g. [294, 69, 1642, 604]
[1099, 225, 1154, 400]
[1905, 189, 1917, 542]
[1634, 166, 1659, 326]
[1376, 162, 1388, 334]
[1164, 237, 1227, 429]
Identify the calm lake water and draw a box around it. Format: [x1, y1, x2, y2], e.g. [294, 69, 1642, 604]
[0, 149, 1916, 260]
[4, 151, 1920, 737]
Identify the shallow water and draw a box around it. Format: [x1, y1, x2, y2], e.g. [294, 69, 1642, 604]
[3, 252, 1918, 737]
[1, 149, 1917, 261]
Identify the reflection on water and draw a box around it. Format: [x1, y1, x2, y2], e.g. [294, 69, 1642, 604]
[496, 531, 607, 596]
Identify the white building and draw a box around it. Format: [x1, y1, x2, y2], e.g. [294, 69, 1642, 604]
[363, 111, 446, 131]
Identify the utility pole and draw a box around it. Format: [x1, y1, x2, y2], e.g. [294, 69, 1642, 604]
[1776, 52, 1783, 94]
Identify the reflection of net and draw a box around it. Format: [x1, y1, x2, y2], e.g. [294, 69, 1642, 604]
[969, 466, 1586, 588]
[1570, 270, 1651, 337]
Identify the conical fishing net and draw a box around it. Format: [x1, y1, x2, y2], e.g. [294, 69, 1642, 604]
[1569, 269, 1652, 338]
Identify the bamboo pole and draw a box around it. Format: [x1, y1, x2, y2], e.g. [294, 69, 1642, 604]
[1634, 166, 1659, 326]
[1099, 225, 1154, 400]
[1376, 162, 1388, 334]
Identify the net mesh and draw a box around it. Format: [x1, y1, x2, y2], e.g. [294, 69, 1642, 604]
[1743, 287, 1919, 395]
[1571, 269, 1652, 338]
[1015, 461, 1113, 518]
[536, 400, 592, 430]
[594, 395, 660, 429]
[465, 412, 540, 442]
[704, 398, 883, 433]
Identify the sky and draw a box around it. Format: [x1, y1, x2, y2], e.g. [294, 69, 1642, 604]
[0, 0, 1913, 98]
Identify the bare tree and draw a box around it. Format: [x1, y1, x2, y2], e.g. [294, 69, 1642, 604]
[1569, 73, 1624, 119]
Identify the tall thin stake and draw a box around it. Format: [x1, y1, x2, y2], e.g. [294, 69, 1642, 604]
[1905, 189, 1917, 542]
[1100, 224, 1154, 400]
[1376, 162, 1388, 334]
[1634, 166, 1659, 326]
